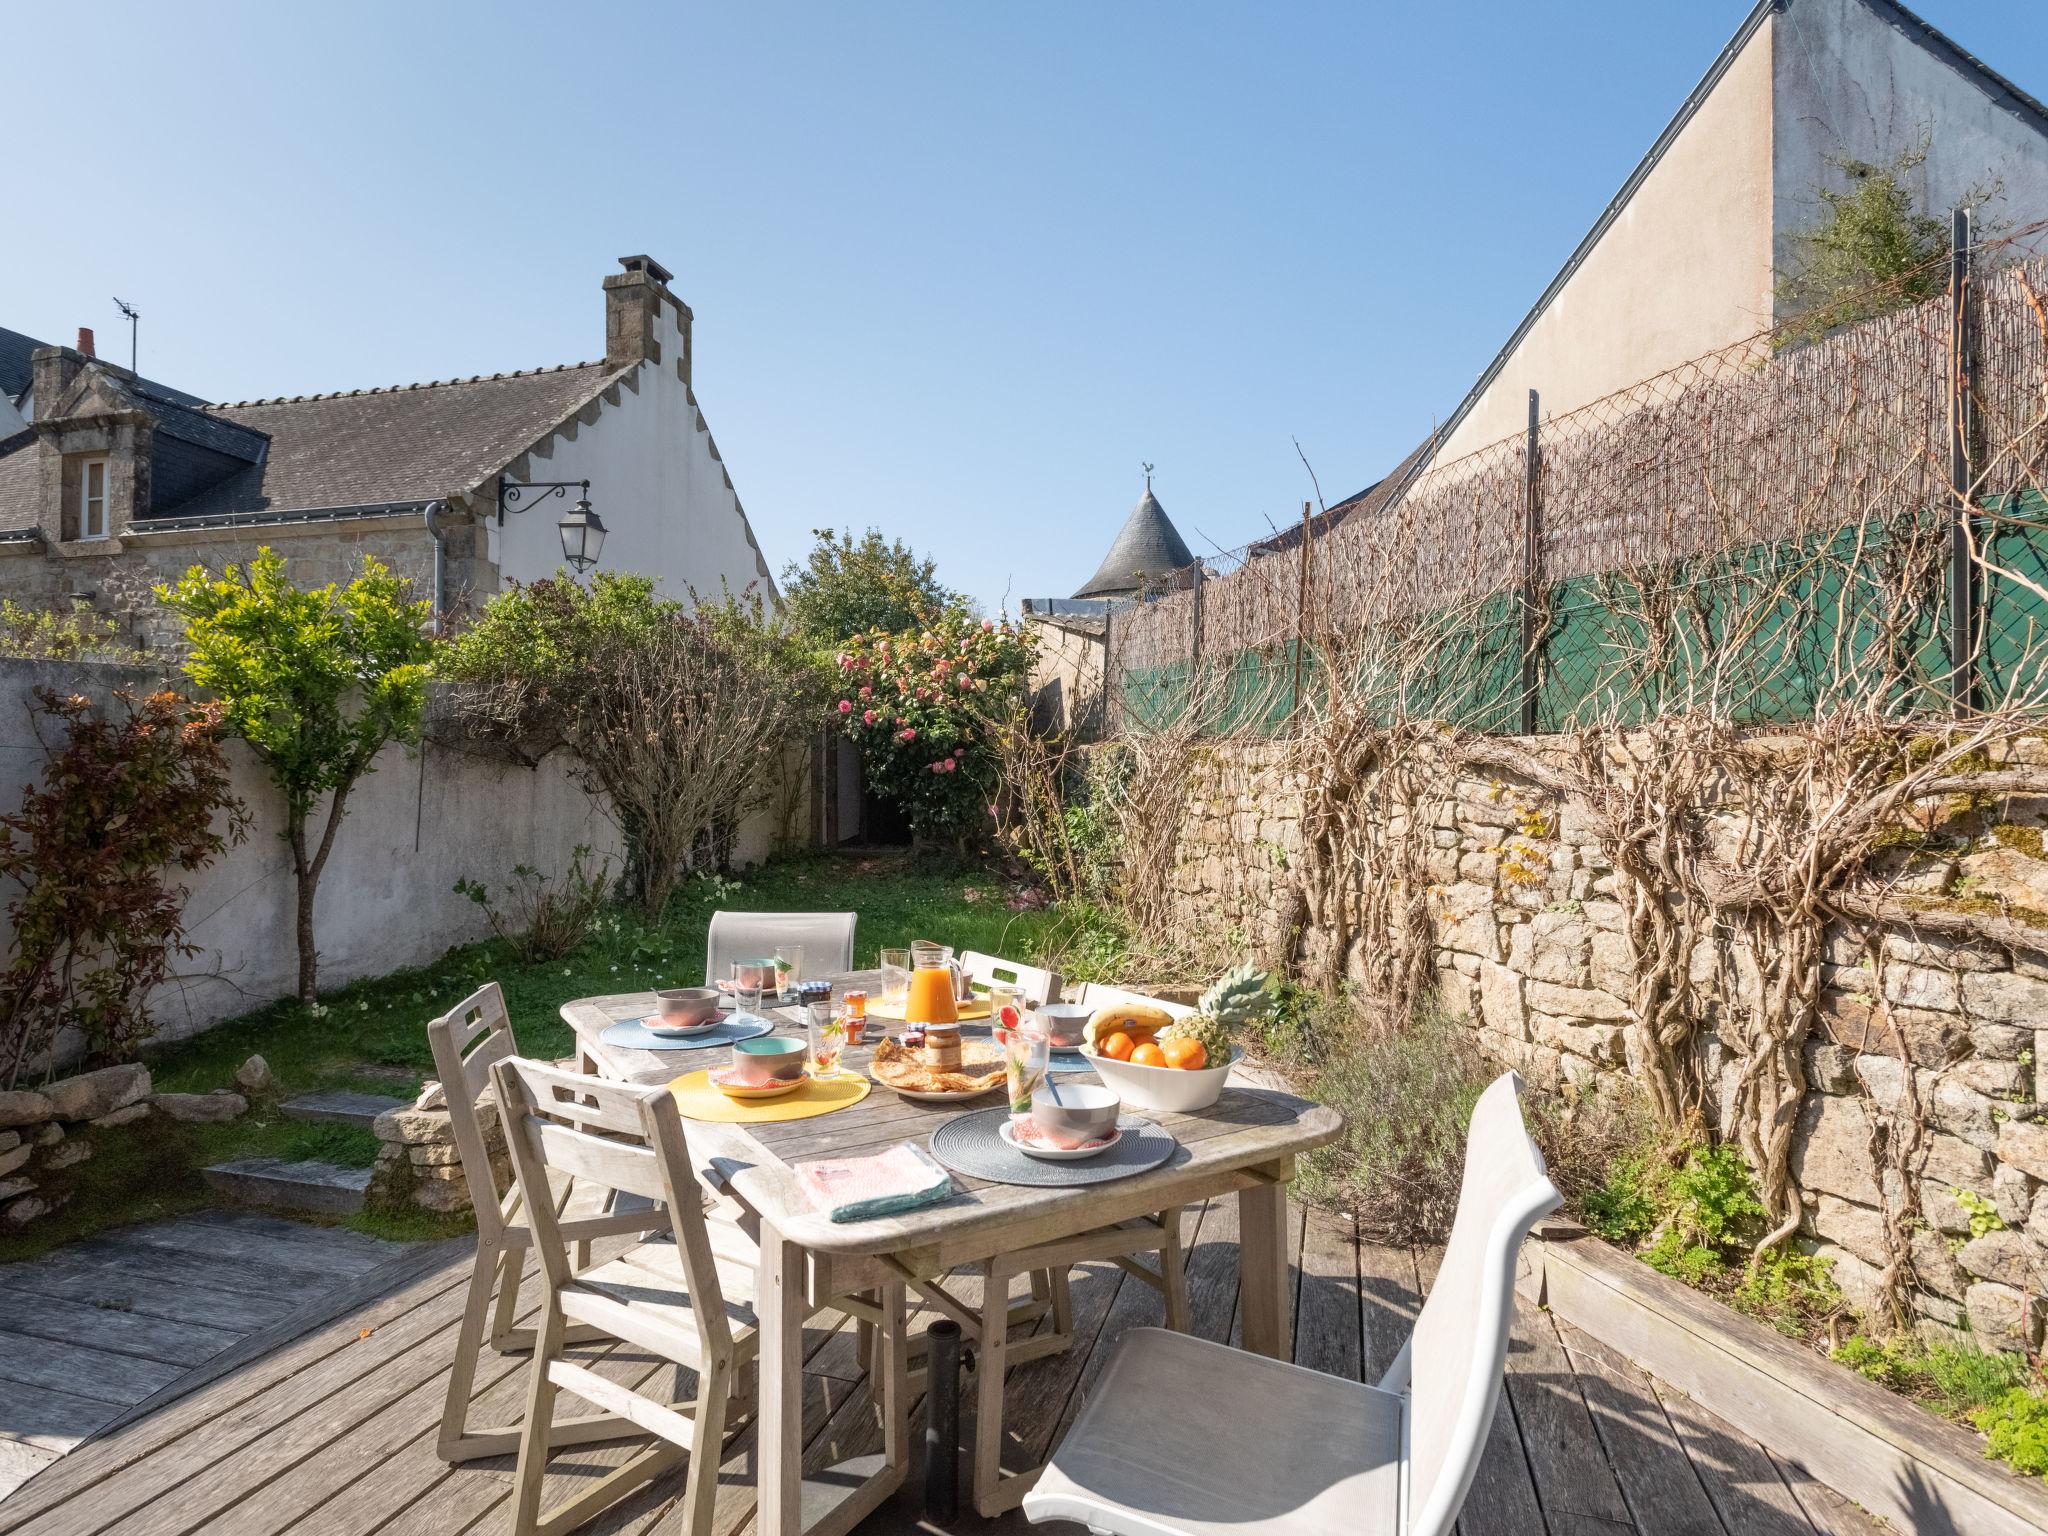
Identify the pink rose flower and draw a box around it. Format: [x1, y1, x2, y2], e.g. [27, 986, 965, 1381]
[862, 709, 877, 724]
[837, 699, 852, 713]
[943, 757, 957, 772]
[900, 728, 916, 742]
[858, 685, 871, 698]
[982, 619, 995, 630]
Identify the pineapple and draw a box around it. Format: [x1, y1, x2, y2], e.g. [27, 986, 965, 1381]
[1165, 963, 1269, 1068]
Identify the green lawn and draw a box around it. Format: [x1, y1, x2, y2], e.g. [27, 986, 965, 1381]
[2, 853, 1112, 1261]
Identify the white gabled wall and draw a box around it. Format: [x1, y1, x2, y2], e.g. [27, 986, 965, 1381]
[1425, 20, 1776, 468]
[489, 354, 776, 608]
[1773, 0, 2048, 271]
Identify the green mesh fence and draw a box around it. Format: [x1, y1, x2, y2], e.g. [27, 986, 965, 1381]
[1118, 505, 2048, 736]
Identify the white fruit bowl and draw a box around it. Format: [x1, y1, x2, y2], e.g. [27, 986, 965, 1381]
[1081, 1045, 1240, 1113]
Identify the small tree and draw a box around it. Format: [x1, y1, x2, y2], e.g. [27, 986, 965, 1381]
[0, 689, 247, 1086]
[831, 613, 1035, 844]
[444, 574, 819, 913]
[157, 548, 433, 1004]
[779, 527, 969, 644]
[1775, 143, 1997, 346]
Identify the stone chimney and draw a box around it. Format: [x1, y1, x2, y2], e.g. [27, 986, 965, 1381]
[75, 327, 95, 358]
[604, 255, 693, 383]
[30, 345, 88, 407]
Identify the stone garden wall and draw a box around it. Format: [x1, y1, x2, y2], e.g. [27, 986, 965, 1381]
[1159, 737, 2048, 1350]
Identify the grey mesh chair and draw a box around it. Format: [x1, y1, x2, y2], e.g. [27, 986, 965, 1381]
[703, 910, 855, 987]
[1023, 1072, 1561, 1536]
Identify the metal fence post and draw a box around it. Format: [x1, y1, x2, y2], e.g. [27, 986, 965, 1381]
[1101, 605, 1116, 737]
[1520, 389, 1542, 735]
[1190, 560, 1205, 678]
[1292, 501, 1312, 715]
[1948, 205, 1978, 711]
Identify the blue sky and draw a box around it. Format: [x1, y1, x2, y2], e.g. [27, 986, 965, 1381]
[8, 1, 2047, 612]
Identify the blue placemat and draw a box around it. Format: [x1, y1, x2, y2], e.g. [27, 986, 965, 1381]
[600, 1014, 775, 1051]
[927, 1106, 1178, 1187]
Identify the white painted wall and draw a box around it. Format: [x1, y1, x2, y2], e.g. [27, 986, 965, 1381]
[1427, 19, 1776, 467]
[488, 354, 776, 608]
[1773, 0, 2048, 274]
[0, 659, 623, 1053]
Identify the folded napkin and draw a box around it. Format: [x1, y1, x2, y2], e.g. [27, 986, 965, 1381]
[794, 1142, 955, 1223]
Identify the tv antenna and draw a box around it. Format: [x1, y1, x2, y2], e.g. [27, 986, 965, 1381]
[112, 298, 139, 373]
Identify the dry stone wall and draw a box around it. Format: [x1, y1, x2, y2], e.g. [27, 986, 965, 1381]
[1160, 737, 2048, 1349]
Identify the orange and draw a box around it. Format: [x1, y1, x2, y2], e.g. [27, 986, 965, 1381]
[1130, 1042, 1168, 1069]
[1161, 1037, 1207, 1071]
[1099, 1031, 1137, 1062]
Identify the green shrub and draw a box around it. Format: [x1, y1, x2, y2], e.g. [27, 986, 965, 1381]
[1928, 1344, 2031, 1416]
[0, 599, 141, 661]
[1581, 1151, 1665, 1243]
[1642, 1229, 1724, 1285]
[1975, 1389, 2048, 1479]
[1732, 1248, 1839, 1335]
[1668, 1142, 1767, 1248]
[1296, 995, 1492, 1240]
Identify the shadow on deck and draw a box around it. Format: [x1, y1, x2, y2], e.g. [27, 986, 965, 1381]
[0, 1203, 1882, 1535]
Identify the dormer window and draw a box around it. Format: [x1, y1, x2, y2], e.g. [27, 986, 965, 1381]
[78, 458, 109, 540]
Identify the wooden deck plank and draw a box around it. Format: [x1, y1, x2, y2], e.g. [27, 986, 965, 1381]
[0, 1266, 300, 1337]
[1559, 1320, 1727, 1536]
[1501, 1292, 1638, 1534]
[1293, 1208, 1361, 1381]
[0, 1334, 185, 1406]
[1767, 1451, 1891, 1536]
[1356, 1240, 1419, 1384]
[0, 1384, 124, 1456]
[1412, 1244, 1551, 1536]
[1650, 1380, 1820, 1536]
[0, 1254, 472, 1532]
[0, 1295, 242, 1370]
[99, 1219, 396, 1279]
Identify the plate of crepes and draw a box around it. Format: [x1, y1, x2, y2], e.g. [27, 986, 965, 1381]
[868, 1037, 1006, 1102]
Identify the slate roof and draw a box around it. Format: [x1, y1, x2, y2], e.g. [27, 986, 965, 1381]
[155, 361, 628, 520]
[1247, 436, 1438, 557]
[0, 326, 207, 408]
[1074, 486, 1199, 598]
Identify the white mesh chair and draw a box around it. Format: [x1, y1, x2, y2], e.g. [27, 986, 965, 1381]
[428, 983, 661, 1463]
[959, 949, 1064, 1007]
[492, 1055, 906, 1536]
[1022, 1071, 1561, 1536]
[704, 910, 856, 988]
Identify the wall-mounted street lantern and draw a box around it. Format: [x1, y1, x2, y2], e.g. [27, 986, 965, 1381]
[499, 477, 609, 573]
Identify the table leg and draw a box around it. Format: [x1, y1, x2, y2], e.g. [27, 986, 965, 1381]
[757, 1221, 808, 1536]
[1238, 1173, 1292, 1361]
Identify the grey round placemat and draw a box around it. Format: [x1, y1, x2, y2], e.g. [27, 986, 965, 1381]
[927, 1107, 1178, 1187]
[600, 1014, 774, 1051]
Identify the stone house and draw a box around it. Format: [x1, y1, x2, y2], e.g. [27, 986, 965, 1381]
[0, 256, 775, 647]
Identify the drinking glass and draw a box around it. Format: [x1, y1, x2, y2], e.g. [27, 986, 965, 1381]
[806, 1000, 845, 1078]
[997, 1022, 1050, 1123]
[731, 960, 765, 1019]
[773, 944, 804, 1001]
[879, 948, 911, 1008]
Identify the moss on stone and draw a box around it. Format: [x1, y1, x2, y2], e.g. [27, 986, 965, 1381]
[1899, 892, 2048, 931]
[1992, 822, 2047, 861]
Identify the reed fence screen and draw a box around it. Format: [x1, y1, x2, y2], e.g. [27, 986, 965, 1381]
[1099, 232, 2048, 739]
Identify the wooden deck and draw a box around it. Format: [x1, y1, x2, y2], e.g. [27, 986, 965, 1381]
[0, 1201, 1882, 1536]
[0, 1212, 426, 1501]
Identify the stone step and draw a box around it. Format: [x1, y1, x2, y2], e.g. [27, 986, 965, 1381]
[201, 1158, 373, 1216]
[280, 1090, 408, 1131]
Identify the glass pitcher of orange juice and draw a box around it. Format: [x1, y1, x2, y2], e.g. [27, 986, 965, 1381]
[904, 941, 960, 1025]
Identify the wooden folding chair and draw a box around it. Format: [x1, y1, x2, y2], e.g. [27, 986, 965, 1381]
[492, 1055, 908, 1536]
[428, 983, 661, 1463]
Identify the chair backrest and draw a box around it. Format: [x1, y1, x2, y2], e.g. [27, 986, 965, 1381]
[425, 982, 520, 1241]
[489, 1055, 735, 1359]
[958, 951, 1063, 1007]
[704, 911, 856, 988]
[1398, 1072, 1561, 1536]
[1069, 981, 1194, 1021]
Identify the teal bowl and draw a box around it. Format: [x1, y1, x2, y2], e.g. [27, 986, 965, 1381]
[732, 1034, 808, 1086]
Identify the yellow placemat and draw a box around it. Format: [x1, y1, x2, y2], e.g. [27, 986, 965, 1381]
[670, 1069, 871, 1123]
[864, 996, 994, 1023]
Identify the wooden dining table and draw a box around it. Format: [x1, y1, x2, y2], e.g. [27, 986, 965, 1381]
[561, 975, 1343, 1536]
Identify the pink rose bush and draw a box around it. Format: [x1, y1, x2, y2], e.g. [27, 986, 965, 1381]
[831, 611, 1033, 839]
